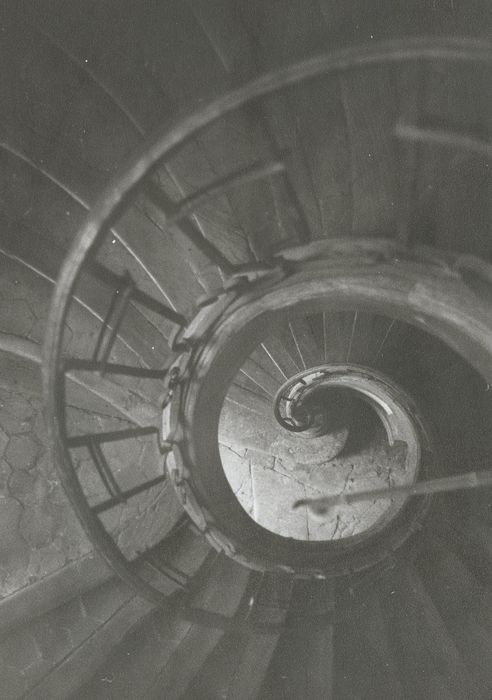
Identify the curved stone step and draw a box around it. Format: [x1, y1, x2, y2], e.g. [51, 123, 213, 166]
[262, 579, 335, 700]
[382, 563, 482, 700]
[0, 523, 207, 700]
[417, 534, 492, 695]
[357, 591, 406, 699]
[145, 556, 251, 700]
[186, 572, 293, 700]
[0, 577, 148, 700]
[73, 554, 250, 700]
[0, 551, 112, 638]
[335, 609, 405, 700]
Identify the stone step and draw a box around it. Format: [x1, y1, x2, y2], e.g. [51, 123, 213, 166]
[382, 563, 481, 700]
[146, 557, 251, 700]
[0, 522, 208, 699]
[0, 576, 146, 700]
[0, 551, 112, 638]
[261, 580, 334, 700]
[185, 572, 293, 700]
[73, 554, 250, 700]
[417, 534, 492, 695]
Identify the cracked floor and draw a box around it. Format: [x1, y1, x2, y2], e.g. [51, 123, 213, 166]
[219, 398, 417, 541]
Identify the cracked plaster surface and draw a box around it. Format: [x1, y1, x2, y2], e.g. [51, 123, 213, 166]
[0, 380, 180, 597]
[0, 259, 183, 597]
[0, 385, 90, 596]
[219, 401, 415, 542]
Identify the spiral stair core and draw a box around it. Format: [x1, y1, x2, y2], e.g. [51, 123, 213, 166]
[1, 2, 492, 698]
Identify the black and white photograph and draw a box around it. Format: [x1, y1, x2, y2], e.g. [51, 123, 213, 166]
[0, 2, 491, 698]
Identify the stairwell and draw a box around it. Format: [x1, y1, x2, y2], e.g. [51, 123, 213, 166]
[1, 2, 492, 698]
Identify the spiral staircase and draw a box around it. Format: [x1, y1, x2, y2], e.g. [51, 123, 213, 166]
[1, 1, 492, 698]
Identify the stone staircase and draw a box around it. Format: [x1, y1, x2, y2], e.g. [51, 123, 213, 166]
[1, 1, 492, 698]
